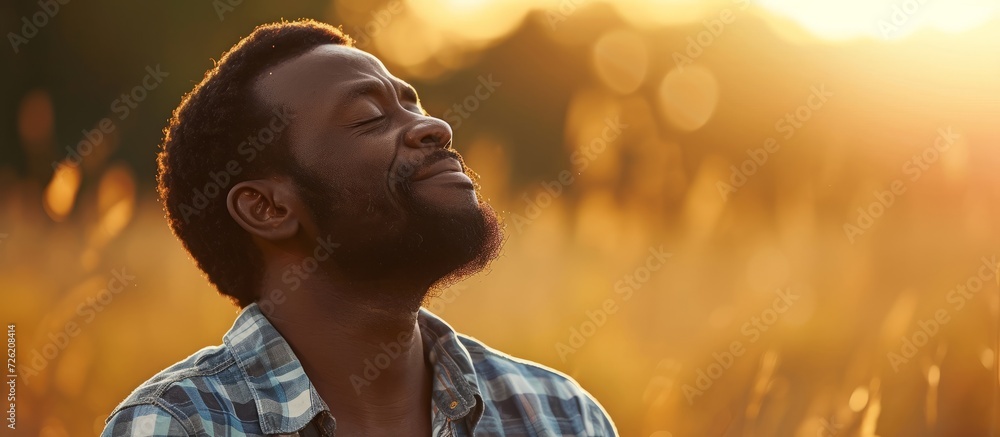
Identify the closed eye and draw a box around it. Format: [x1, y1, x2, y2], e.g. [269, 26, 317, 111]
[354, 114, 388, 135]
[360, 114, 385, 125]
[346, 111, 385, 128]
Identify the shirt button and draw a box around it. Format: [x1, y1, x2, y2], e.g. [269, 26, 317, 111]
[449, 401, 459, 409]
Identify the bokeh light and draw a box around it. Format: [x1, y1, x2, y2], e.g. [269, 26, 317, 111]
[657, 65, 719, 132]
[591, 29, 649, 94]
[4, 0, 1000, 435]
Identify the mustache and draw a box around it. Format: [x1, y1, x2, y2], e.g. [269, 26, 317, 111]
[392, 149, 465, 191]
[414, 149, 463, 175]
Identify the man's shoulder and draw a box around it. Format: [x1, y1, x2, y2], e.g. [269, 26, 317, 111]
[102, 344, 253, 435]
[456, 334, 619, 434]
[110, 344, 236, 410]
[458, 334, 582, 393]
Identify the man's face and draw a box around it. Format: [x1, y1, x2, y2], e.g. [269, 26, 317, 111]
[253, 44, 501, 288]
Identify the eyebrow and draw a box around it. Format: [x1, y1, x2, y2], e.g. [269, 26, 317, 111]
[397, 83, 419, 103]
[342, 78, 419, 104]
[342, 80, 383, 101]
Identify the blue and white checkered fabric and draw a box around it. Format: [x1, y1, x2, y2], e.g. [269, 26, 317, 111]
[102, 303, 618, 436]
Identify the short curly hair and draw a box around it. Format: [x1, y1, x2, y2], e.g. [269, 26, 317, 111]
[157, 20, 353, 307]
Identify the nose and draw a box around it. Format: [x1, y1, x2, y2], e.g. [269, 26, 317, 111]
[403, 118, 452, 150]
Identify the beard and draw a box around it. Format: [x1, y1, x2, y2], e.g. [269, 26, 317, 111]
[288, 152, 504, 301]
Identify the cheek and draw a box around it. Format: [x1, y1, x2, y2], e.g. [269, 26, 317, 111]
[337, 142, 397, 195]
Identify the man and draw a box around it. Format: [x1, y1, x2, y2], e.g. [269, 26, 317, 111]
[102, 19, 617, 436]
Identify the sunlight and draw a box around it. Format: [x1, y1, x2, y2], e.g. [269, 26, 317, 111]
[43, 163, 81, 222]
[756, 0, 998, 40]
[404, 0, 998, 42]
[407, 0, 529, 42]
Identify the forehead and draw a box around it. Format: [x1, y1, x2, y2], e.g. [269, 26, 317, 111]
[253, 44, 392, 107]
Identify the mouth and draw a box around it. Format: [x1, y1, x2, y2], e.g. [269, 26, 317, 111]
[411, 157, 474, 187]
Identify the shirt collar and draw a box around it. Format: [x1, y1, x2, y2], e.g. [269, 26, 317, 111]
[223, 303, 331, 435]
[222, 303, 484, 435]
[418, 307, 484, 427]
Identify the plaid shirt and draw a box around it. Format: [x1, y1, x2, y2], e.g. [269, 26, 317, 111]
[102, 303, 618, 436]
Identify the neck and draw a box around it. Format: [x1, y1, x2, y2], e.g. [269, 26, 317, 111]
[258, 266, 434, 430]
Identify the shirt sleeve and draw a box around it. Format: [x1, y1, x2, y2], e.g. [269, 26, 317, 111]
[102, 403, 192, 437]
[579, 388, 620, 436]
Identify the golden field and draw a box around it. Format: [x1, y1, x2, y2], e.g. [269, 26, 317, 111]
[2, 0, 1000, 435]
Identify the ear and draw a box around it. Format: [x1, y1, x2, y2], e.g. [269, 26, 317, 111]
[226, 179, 300, 241]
